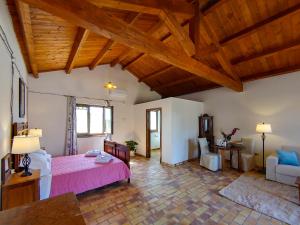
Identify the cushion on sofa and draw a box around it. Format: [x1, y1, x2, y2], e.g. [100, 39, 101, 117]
[277, 150, 300, 166]
[276, 164, 300, 177]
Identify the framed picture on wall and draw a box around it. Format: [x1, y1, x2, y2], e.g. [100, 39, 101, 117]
[19, 78, 25, 118]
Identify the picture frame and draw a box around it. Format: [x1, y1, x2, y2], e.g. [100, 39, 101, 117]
[19, 78, 25, 118]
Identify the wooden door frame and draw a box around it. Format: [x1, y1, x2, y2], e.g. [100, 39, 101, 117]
[146, 108, 162, 163]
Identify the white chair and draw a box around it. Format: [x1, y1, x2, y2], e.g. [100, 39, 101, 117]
[199, 138, 221, 171]
[240, 138, 255, 172]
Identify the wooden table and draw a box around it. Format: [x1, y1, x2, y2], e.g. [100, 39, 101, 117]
[295, 177, 300, 203]
[0, 193, 86, 225]
[215, 145, 243, 171]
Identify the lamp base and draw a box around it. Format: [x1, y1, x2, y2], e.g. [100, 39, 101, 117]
[21, 153, 32, 177]
[21, 170, 32, 177]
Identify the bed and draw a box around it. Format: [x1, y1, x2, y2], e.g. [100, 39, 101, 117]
[10, 123, 131, 199]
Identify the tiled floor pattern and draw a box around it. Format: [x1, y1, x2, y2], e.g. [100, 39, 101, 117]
[78, 152, 287, 225]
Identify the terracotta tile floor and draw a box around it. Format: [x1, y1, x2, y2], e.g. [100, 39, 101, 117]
[78, 152, 286, 225]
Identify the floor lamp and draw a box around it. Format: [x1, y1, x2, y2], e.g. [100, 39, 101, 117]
[256, 123, 272, 173]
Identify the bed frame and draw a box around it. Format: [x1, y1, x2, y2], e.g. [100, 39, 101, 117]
[10, 123, 131, 176]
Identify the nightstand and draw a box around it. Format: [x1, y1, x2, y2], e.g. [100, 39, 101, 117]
[1, 169, 40, 210]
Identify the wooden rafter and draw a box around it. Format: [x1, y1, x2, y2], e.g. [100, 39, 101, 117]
[232, 39, 300, 65]
[122, 20, 189, 70]
[65, 27, 89, 74]
[198, 6, 240, 82]
[139, 66, 173, 82]
[19, 0, 243, 91]
[89, 40, 114, 70]
[91, 13, 141, 69]
[201, 0, 231, 16]
[220, 3, 300, 47]
[159, 8, 195, 56]
[87, 0, 194, 17]
[15, 0, 38, 77]
[152, 76, 196, 91]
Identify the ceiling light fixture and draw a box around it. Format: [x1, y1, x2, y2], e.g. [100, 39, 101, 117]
[104, 81, 117, 90]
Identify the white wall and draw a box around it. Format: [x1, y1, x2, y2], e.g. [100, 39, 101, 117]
[134, 98, 203, 165]
[0, 0, 28, 164]
[28, 65, 160, 156]
[180, 72, 300, 166]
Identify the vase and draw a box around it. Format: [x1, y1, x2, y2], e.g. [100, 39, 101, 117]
[130, 151, 135, 157]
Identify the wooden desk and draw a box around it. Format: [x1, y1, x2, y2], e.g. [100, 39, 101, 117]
[216, 145, 242, 171]
[1, 170, 40, 210]
[0, 193, 86, 225]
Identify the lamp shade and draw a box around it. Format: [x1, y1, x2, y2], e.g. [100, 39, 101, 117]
[28, 128, 43, 137]
[12, 136, 40, 154]
[256, 123, 272, 133]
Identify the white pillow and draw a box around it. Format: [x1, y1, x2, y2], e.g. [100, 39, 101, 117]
[85, 149, 101, 157]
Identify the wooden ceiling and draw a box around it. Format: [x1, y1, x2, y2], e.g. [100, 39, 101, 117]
[8, 0, 300, 97]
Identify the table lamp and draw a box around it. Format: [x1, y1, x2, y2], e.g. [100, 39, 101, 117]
[12, 136, 40, 176]
[256, 123, 272, 172]
[28, 128, 43, 137]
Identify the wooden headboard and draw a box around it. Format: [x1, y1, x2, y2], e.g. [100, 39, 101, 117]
[104, 140, 130, 169]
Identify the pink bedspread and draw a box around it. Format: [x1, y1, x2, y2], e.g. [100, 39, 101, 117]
[50, 154, 130, 197]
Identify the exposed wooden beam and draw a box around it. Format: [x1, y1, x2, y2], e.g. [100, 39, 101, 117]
[89, 39, 114, 70]
[111, 17, 164, 67]
[87, 0, 194, 17]
[139, 66, 173, 82]
[15, 0, 38, 77]
[122, 20, 189, 70]
[232, 39, 300, 65]
[159, 9, 195, 57]
[201, 0, 230, 16]
[65, 27, 89, 74]
[220, 3, 300, 47]
[152, 76, 196, 91]
[21, 0, 243, 91]
[199, 9, 241, 82]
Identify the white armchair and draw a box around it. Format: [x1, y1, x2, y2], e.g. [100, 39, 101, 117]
[266, 146, 300, 186]
[240, 138, 255, 172]
[199, 138, 221, 171]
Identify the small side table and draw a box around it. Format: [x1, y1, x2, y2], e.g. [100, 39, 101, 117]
[295, 177, 300, 204]
[1, 169, 40, 210]
[216, 145, 242, 172]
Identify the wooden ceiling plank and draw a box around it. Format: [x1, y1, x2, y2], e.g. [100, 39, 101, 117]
[202, 0, 231, 16]
[20, 0, 243, 91]
[159, 9, 195, 57]
[87, 0, 194, 17]
[139, 66, 173, 82]
[220, 3, 300, 47]
[89, 39, 114, 70]
[15, 0, 38, 77]
[152, 76, 196, 91]
[232, 39, 300, 65]
[65, 27, 89, 74]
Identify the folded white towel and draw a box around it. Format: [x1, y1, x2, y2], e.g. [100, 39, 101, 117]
[85, 149, 101, 157]
[95, 153, 113, 164]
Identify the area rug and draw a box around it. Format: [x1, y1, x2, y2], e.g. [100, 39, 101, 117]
[219, 173, 300, 225]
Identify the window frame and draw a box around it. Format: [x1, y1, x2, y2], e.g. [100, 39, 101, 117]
[76, 104, 113, 138]
[150, 110, 159, 132]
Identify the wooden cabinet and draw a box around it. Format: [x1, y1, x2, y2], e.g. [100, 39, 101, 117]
[1, 170, 40, 210]
[199, 114, 214, 151]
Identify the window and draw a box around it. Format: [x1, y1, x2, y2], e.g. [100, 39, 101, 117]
[150, 110, 158, 132]
[76, 104, 113, 136]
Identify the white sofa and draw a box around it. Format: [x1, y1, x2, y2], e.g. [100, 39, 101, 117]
[266, 145, 300, 187]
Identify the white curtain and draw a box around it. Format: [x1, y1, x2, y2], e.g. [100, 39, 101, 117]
[65, 96, 77, 155]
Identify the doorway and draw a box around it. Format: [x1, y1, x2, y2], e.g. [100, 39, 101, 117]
[146, 108, 162, 163]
